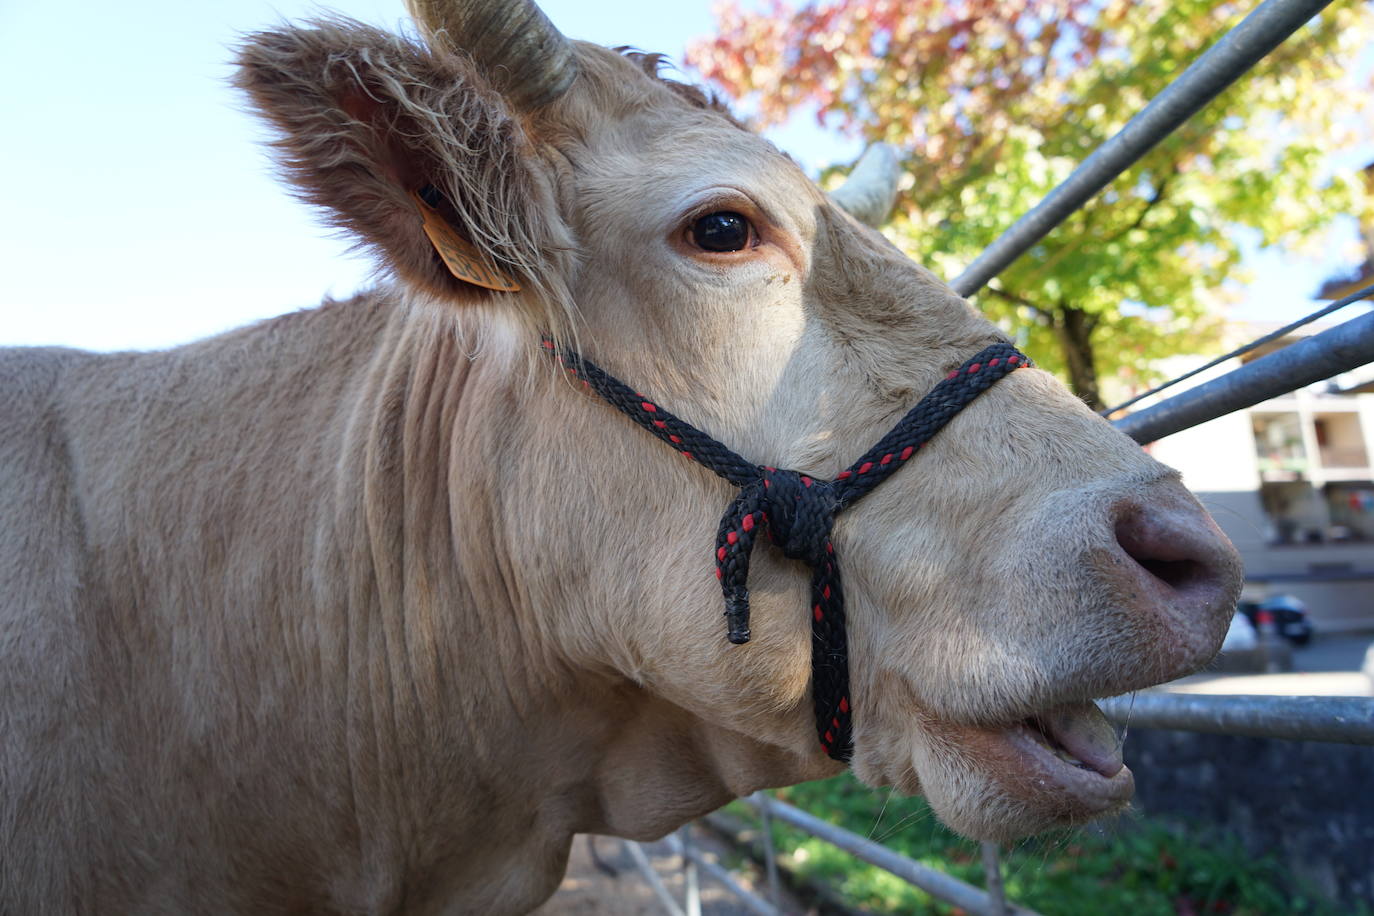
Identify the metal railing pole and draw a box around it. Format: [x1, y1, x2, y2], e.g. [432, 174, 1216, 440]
[663, 833, 781, 916]
[1113, 311, 1374, 443]
[680, 826, 701, 916]
[981, 842, 1009, 916]
[1099, 694, 1374, 744]
[745, 796, 1041, 916]
[751, 792, 783, 908]
[625, 841, 687, 916]
[950, 0, 1334, 297]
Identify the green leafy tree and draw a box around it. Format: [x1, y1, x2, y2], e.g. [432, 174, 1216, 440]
[689, 0, 1374, 409]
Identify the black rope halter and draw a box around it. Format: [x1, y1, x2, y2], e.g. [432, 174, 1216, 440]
[543, 338, 1031, 761]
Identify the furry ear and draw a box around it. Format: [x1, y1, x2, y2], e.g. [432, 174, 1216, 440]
[234, 19, 567, 303]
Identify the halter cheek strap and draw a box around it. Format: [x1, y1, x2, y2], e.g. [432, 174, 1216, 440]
[542, 338, 1031, 761]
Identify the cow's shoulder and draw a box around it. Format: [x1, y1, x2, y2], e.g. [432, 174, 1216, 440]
[0, 345, 114, 911]
[0, 344, 91, 416]
[0, 345, 99, 492]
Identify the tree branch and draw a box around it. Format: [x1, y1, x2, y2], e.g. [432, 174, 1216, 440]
[1020, 170, 1174, 286]
[986, 284, 1057, 323]
[1102, 172, 1174, 244]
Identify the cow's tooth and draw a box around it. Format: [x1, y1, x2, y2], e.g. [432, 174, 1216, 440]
[1053, 746, 1084, 766]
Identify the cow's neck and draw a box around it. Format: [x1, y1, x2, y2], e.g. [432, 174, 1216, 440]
[319, 296, 825, 910]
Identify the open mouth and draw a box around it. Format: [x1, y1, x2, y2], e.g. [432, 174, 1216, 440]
[1015, 703, 1125, 777]
[998, 701, 1134, 814]
[901, 699, 1136, 840]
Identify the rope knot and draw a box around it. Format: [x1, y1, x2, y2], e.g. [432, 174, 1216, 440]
[761, 468, 838, 565]
[716, 467, 838, 646]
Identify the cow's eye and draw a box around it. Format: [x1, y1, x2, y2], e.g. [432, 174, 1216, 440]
[689, 211, 753, 252]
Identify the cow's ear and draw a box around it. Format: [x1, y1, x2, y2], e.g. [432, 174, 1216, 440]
[235, 20, 563, 301]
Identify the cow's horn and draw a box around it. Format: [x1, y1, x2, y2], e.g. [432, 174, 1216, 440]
[405, 0, 578, 110]
[830, 143, 903, 228]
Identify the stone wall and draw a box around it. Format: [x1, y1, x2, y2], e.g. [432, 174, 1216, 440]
[1124, 727, 1373, 908]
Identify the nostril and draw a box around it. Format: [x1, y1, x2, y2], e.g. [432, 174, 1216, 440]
[1113, 511, 1218, 599]
[1133, 556, 1204, 592]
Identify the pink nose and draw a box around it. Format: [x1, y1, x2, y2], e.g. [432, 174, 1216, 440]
[1107, 484, 1244, 680]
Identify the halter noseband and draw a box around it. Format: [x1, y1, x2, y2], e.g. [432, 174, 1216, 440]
[543, 338, 1031, 761]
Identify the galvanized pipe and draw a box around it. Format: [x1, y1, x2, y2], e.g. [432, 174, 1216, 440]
[680, 826, 701, 916]
[751, 792, 783, 907]
[744, 796, 1041, 916]
[1113, 311, 1374, 444]
[1101, 284, 1374, 417]
[981, 842, 1009, 916]
[662, 834, 780, 916]
[950, 0, 1334, 296]
[1100, 693, 1374, 745]
[625, 841, 687, 916]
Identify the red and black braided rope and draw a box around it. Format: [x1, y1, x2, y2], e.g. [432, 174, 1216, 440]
[542, 338, 1030, 761]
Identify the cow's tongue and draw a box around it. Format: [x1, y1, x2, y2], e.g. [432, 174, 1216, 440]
[1035, 703, 1124, 777]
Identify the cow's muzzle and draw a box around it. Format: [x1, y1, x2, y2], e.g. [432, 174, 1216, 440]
[1098, 478, 1244, 684]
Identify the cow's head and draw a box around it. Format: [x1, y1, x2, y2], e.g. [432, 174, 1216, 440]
[236, 0, 1242, 842]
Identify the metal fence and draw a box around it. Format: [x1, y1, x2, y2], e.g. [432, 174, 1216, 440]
[626, 693, 1372, 916]
[623, 0, 1374, 911]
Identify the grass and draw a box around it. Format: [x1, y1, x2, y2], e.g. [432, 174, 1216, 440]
[725, 774, 1365, 916]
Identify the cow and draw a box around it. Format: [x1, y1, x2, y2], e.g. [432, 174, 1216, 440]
[0, 0, 1242, 912]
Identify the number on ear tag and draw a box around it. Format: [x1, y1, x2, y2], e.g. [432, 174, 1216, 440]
[409, 190, 521, 292]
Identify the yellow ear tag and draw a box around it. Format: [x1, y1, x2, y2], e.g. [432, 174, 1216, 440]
[409, 190, 521, 292]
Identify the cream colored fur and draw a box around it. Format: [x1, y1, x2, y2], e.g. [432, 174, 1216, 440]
[0, 21, 1239, 915]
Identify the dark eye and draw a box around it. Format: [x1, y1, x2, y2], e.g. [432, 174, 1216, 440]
[690, 211, 753, 252]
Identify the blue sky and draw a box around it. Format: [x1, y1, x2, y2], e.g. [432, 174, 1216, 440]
[0, 1, 1363, 351]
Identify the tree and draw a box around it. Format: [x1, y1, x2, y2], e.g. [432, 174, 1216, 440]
[689, 0, 1374, 409]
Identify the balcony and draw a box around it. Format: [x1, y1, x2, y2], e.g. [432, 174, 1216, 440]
[1319, 445, 1371, 469]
